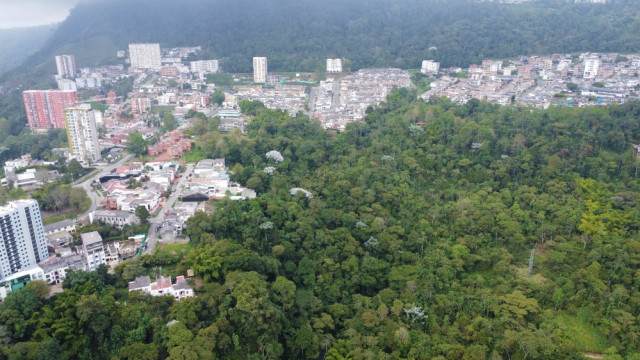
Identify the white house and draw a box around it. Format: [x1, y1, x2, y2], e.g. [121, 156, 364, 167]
[128, 275, 194, 301]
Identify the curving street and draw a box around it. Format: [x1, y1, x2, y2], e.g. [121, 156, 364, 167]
[143, 163, 194, 254]
[72, 154, 134, 223]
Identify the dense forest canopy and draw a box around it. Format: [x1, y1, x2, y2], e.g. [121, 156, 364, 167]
[3, 92, 640, 359]
[3, 0, 640, 81]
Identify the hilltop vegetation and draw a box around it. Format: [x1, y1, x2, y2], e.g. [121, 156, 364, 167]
[3, 91, 640, 359]
[3, 0, 640, 81]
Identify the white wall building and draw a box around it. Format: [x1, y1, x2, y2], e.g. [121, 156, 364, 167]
[0, 199, 48, 282]
[584, 58, 601, 79]
[76, 76, 101, 89]
[190, 60, 219, 74]
[81, 231, 105, 271]
[129, 43, 162, 71]
[64, 104, 101, 166]
[421, 60, 440, 75]
[0, 265, 45, 300]
[57, 78, 77, 91]
[55, 55, 76, 78]
[3, 155, 31, 173]
[129, 275, 194, 301]
[90, 210, 140, 230]
[327, 58, 342, 73]
[253, 57, 267, 83]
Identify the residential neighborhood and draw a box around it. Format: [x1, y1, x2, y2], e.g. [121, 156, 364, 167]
[4, 43, 640, 305]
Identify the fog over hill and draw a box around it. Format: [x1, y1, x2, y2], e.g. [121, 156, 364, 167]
[0, 24, 57, 75]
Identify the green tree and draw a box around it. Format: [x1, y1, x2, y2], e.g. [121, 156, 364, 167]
[163, 113, 177, 132]
[238, 100, 264, 116]
[135, 206, 150, 224]
[69, 188, 87, 212]
[67, 159, 85, 180]
[126, 132, 148, 156]
[211, 89, 225, 106]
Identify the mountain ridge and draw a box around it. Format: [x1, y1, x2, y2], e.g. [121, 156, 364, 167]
[3, 0, 640, 87]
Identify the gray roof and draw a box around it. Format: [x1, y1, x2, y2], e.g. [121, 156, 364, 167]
[81, 231, 103, 246]
[129, 275, 151, 290]
[40, 254, 84, 273]
[173, 278, 190, 290]
[196, 158, 225, 169]
[94, 210, 135, 220]
[44, 219, 75, 233]
[182, 190, 208, 198]
[46, 231, 73, 245]
[105, 243, 118, 255]
[39, 257, 70, 273]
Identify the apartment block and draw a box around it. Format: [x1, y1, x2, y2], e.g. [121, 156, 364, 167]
[57, 78, 77, 91]
[22, 90, 78, 129]
[55, 55, 76, 78]
[129, 43, 162, 70]
[421, 60, 440, 75]
[327, 58, 342, 73]
[0, 199, 48, 281]
[584, 58, 601, 79]
[131, 97, 152, 114]
[64, 104, 101, 166]
[81, 231, 105, 271]
[253, 57, 267, 83]
[190, 60, 219, 74]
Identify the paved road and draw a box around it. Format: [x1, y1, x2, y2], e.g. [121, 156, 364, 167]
[144, 163, 194, 254]
[73, 154, 134, 223]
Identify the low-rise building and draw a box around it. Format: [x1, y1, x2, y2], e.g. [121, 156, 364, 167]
[90, 210, 141, 229]
[39, 254, 85, 285]
[421, 60, 440, 75]
[219, 118, 246, 133]
[105, 243, 120, 268]
[43, 219, 76, 236]
[0, 265, 45, 300]
[46, 231, 74, 248]
[128, 275, 194, 301]
[3, 155, 32, 173]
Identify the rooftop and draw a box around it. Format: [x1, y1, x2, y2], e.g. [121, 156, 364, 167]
[43, 219, 75, 233]
[81, 231, 103, 246]
[129, 275, 151, 290]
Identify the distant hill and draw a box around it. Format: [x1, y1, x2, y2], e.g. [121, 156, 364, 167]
[0, 24, 57, 75]
[3, 0, 640, 84]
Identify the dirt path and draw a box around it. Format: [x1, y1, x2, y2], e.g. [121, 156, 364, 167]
[583, 353, 603, 360]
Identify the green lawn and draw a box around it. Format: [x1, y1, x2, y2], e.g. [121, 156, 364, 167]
[151, 105, 176, 114]
[154, 242, 191, 257]
[555, 309, 608, 353]
[183, 145, 207, 163]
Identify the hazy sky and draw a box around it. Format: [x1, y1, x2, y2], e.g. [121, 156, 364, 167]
[0, 0, 82, 29]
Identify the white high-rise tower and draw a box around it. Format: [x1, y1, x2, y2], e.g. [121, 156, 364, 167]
[64, 104, 101, 166]
[253, 57, 267, 83]
[55, 55, 76, 78]
[129, 43, 162, 70]
[583, 58, 600, 79]
[327, 59, 342, 73]
[0, 200, 48, 281]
